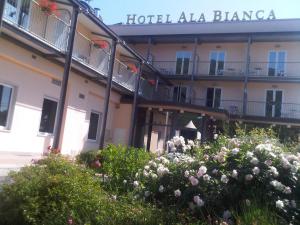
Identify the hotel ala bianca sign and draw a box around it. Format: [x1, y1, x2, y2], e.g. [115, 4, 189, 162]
[126, 10, 276, 25]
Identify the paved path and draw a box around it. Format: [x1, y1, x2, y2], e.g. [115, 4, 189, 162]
[0, 152, 42, 183]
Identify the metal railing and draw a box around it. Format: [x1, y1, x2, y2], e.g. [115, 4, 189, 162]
[249, 62, 300, 77]
[139, 78, 155, 100]
[3, 0, 71, 51]
[73, 31, 110, 75]
[247, 101, 300, 120]
[153, 60, 300, 78]
[152, 60, 246, 77]
[112, 59, 137, 91]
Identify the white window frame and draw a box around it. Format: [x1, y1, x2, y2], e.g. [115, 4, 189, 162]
[172, 85, 189, 103]
[267, 50, 287, 77]
[0, 82, 15, 131]
[265, 89, 284, 118]
[87, 110, 102, 142]
[206, 87, 223, 108]
[38, 96, 58, 136]
[208, 51, 226, 75]
[175, 51, 192, 75]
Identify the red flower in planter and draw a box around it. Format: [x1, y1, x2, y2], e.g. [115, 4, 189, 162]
[91, 160, 101, 168]
[93, 39, 109, 49]
[127, 63, 139, 74]
[38, 0, 59, 16]
[148, 79, 156, 86]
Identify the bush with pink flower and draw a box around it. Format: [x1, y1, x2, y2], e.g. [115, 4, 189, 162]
[133, 132, 300, 224]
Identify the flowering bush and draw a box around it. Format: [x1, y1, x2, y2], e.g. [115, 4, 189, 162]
[0, 155, 164, 225]
[133, 135, 300, 224]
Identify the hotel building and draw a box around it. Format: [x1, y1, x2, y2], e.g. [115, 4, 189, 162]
[0, 0, 299, 158]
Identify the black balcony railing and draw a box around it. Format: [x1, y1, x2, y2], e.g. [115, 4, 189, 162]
[140, 87, 300, 120]
[153, 60, 246, 77]
[249, 62, 300, 77]
[152, 60, 300, 78]
[3, 0, 71, 51]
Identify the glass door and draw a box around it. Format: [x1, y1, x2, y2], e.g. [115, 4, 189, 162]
[175, 51, 192, 75]
[265, 90, 282, 118]
[209, 51, 225, 75]
[172, 86, 188, 103]
[206, 87, 221, 108]
[4, 0, 31, 27]
[268, 51, 286, 76]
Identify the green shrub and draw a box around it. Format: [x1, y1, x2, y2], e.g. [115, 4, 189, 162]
[0, 155, 163, 225]
[78, 145, 152, 194]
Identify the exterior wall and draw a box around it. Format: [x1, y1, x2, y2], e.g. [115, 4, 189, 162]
[0, 38, 125, 155]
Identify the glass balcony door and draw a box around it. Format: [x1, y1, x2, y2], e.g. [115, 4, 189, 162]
[209, 51, 225, 75]
[265, 90, 282, 118]
[175, 51, 192, 75]
[268, 51, 286, 77]
[172, 86, 188, 103]
[4, 0, 31, 28]
[206, 87, 221, 108]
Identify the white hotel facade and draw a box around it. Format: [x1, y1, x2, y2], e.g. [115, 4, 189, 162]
[0, 0, 299, 157]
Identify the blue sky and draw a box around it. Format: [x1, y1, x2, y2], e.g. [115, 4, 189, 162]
[90, 0, 300, 25]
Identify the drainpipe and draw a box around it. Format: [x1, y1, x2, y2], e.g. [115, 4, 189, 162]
[52, 6, 79, 150]
[0, 0, 5, 32]
[243, 36, 252, 116]
[128, 61, 143, 146]
[99, 39, 118, 149]
[190, 37, 198, 103]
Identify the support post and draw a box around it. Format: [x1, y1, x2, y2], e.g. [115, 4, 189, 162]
[201, 116, 207, 144]
[146, 110, 154, 151]
[243, 36, 252, 115]
[190, 37, 198, 103]
[99, 39, 118, 149]
[52, 6, 79, 150]
[128, 62, 143, 146]
[146, 37, 152, 61]
[0, 0, 5, 32]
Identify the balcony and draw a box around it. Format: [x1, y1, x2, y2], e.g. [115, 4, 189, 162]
[73, 31, 110, 75]
[248, 62, 300, 80]
[3, 0, 71, 51]
[140, 87, 300, 121]
[152, 60, 300, 81]
[152, 60, 246, 79]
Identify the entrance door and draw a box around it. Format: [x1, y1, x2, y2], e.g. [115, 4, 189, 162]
[266, 90, 282, 118]
[175, 51, 192, 75]
[209, 51, 225, 75]
[4, 0, 31, 27]
[268, 51, 286, 76]
[206, 87, 221, 108]
[172, 86, 188, 103]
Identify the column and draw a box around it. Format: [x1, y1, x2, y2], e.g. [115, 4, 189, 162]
[99, 39, 118, 149]
[52, 6, 79, 150]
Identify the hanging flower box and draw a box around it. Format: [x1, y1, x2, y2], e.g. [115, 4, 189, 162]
[38, 0, 59, 16]
[127, 63, 139, 74]
[148, 79, 156, 86]
[93, 39, 110, 49]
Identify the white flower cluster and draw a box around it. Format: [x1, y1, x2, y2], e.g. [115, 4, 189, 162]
[167, 136, 196, 153]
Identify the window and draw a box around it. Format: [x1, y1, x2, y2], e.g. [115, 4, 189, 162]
[172, 86, 188, 103]
[39, 98, 58, 133]
[5, 0, 30, 27]
[206, 87, 222, 108]
[0, 84, 13, 128]
[265, 90, 283, 118]
[268, 51, 286, 76]
[175, 51, 192, 75]
[88, 111, 102, 141]
[209, 51, 225, 75]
